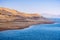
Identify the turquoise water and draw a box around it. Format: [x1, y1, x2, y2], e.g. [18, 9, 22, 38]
[0, 19, 60, 40]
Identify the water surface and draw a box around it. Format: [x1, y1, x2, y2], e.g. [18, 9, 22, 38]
[0, 19, 60, 40]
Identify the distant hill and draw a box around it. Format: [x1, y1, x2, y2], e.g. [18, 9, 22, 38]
[0, 7, 54, 31]
[48, 18, 60, 23]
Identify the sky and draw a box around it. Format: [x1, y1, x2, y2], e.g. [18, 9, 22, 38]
[0, 0, 60, 18]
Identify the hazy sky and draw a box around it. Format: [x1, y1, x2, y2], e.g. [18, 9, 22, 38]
[0, 0, 60, 18]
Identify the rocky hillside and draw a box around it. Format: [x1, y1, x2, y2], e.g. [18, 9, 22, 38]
[0, 7, 54, 31]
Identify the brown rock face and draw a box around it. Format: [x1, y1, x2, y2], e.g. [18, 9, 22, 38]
[0, 7, 54, 31]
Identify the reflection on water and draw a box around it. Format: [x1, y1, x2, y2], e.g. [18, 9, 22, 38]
[0, 23, 60, 40]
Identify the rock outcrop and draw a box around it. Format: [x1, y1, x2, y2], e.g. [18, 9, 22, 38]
[0, 7, 54, 31]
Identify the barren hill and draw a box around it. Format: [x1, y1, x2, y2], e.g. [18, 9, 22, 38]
[0, 7, 54, 31]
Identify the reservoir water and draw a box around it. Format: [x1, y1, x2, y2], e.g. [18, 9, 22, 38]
[0, 18, 60, 40]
